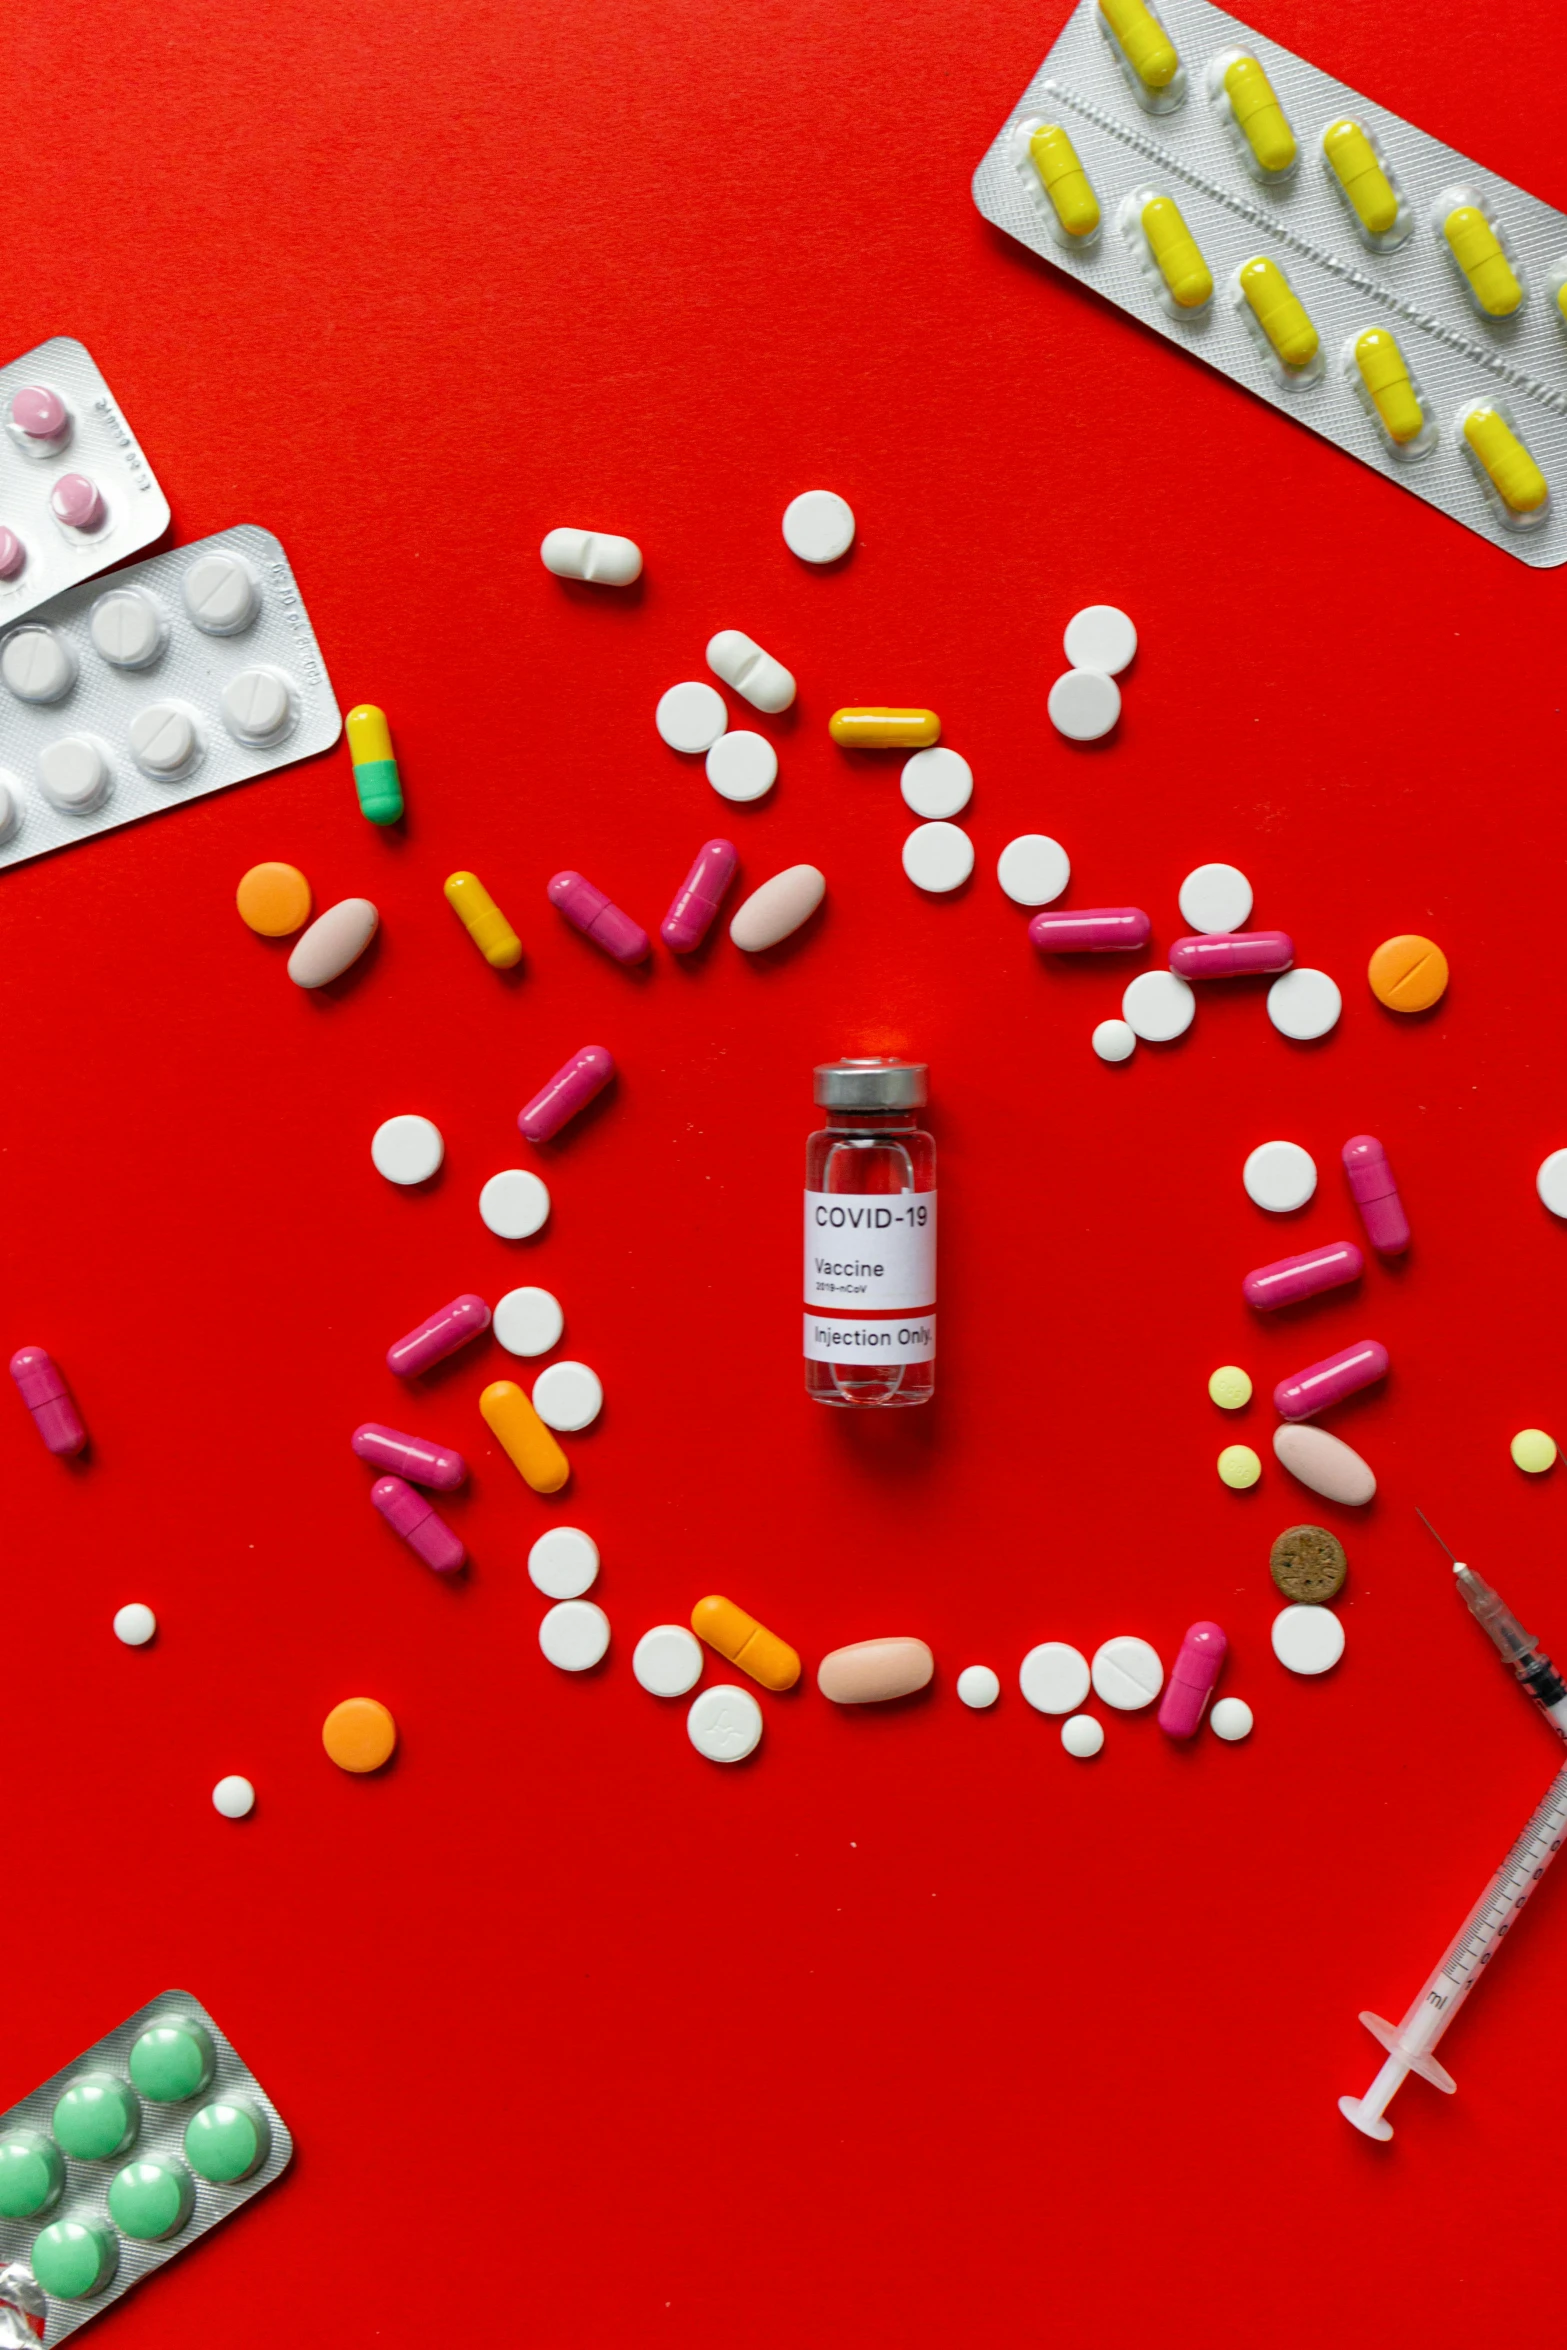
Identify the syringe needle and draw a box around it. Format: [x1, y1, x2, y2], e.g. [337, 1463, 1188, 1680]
[1420, 1508, 1567, 1743]
[1415, 1506, 1457, 1561]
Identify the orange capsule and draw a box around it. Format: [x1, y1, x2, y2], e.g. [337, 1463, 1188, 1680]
[691, 1595, 801, 1690]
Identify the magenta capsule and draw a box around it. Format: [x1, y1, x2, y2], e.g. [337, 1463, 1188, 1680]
[1243, 1239, 1364, 1311]
[1169, 930, 1293, 979]
[386, 1293, 491, 1378]
[352, 1422, 467, 1490]
[8, 1347, 86, 1456]
[1274, 1338, 1389, 1422]
[519, 1045, 615, 1143]
[371, 1475, 465, 1573]
[1343, 1134, 1410, 1256]
[661, 839, 738, 952]
[547, 870, 649, 964]
[1157, 1621, 1227, 1737]
[1028, 907, 1152, 952]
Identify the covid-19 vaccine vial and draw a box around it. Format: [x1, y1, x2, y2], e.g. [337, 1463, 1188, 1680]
[805, 1058, 935, 1408]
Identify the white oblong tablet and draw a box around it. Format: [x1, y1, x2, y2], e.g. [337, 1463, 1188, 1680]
[706, 629, 796, 714]
[1271, 1603, 1345, 1676]
[2, 626, 74, 704]
[114, 1602, 156, 1647]
[287, 898, 379, 988]
[128, 701, 198, 778]
[540, 1598, 610, 1672]
[1061, 1713, 1105, 1758]
[38, 735, 109, 812]
[1268, 968, 1341, 1040]
[184, 551, 259, 635]
[1047, 668, 1120, 741]
[687, 1682, 763, 1762]
[1092, 1018, 1136, 1063]
[528, 1525, 599, 1599]
[1538, 1150, 1567, 1217]
[634, 1624, 704, 1697]
[997, 834, 1070, 906]
[533, 1359, 602, 1432]
[1178, 862, 1252, 934]
[1210, 1696, 1254, 1740]
[539, 527, 642, 585]
[902, 821, 974, 894]
[0, 771, 18, 843]
[782, 489, 854, 564]
[900, 746, 972, 819]
[706, 730, 777, 803]
[222, 666, 294, 746]
[656, 680, 727, 753]
[1063, 604, 1137, 676]
[90, 588, 164, 669]
[212, 1774, 255, 1819]
[956, 1664, 1000, 1710]
[1244, 1139, 1317, 1212]
[494, 1286, 564, 1358]
[1091, 1635, 1164, 1711]
[371, 1113, 444, 1186]
[1019, 1640, 1090, 1715]
[730, 863, 825, 951]
[1123, 968, 1195, 1041]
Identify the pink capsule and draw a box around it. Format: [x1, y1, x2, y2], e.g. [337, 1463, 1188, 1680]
[387, 1293, 491, 1378]
[371, 1475, 465, 1573]
[547, 870, 649, 964]
[1343, 1134, 1410, 1256]
[1274, 1339, 1389, 1422]
[0, 529, 23, 580]
[1157, 1621, 1227, 1737]
[9, 1346, 87, 1456]
[1243, 1239, 1363, 1311]
[518, 1045, 615, 1143]
[1028, 907, 1152, 952]
[1169, 930, 1293, 979]
[352, 1422, 467, 1490]
[661, 838, 738, 952]
[49, 473, 102, 530]
[11, 386, 69, 445]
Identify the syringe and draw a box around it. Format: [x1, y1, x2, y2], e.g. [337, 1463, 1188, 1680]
[1417, 1508, 1567, 1740]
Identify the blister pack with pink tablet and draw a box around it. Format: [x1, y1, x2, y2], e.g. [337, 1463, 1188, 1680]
[0, 341, 170, 623]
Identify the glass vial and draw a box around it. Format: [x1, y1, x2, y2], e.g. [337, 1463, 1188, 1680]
[804, 1057, 935, 1408]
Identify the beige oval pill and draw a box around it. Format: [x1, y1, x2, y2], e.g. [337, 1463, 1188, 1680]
[1273, 1421, 1376, 1506]
[287, 896, 379, 988]
[729, 863, 826, 952]
[817, 1636, 934, 1704]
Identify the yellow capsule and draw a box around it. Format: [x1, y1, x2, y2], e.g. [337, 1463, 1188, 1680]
[1141, 197, 1212, 310]
[444, 870, 522, 970]
[1323, 120, 1399, 237]
[1239, 256, 1319, 369]
[1223, 56, 1296, 174]
[1028, 124, 1099, 239]
[1559, 281, 1567, 325]
[1463, 407, 1548, 514]
[1099, 0, 1178, 90]
[479, 1380, 569, 1494]
[1353, 329, 1423, 445]
[1444, 206, 1522, 318]
[691, 1595, 802, 1691]
[828, 708, 940, 749]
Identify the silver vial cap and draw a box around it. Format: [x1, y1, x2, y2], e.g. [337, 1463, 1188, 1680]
[813, 1057, 928, 1110]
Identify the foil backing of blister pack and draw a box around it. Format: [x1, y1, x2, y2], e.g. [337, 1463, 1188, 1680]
[0, 524, 342, 871]
[0, 341, 170, 623]
[971, 0, 1567, 566]
[0, 1990, 291, 2345]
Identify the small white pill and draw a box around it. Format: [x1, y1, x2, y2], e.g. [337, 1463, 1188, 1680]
[1061, 1713, 1105, 1758]
[1063, 605, 1137, 675]
[997, 834, 1070, 906]
[1019, 1641, 1090, 1714]
[730, 864, 825, 952]
[1268, 967, 1341, 1041]
[1122, 968, 1195, 1042]
[1047, 668, 1120, 741]
[371, 1113, 444, 1186]
[90, 588, 163, 669]
[706, 730, 777, 803]
[1244, 1139, 1317, 1213]
[211, 1774, 255, 1820]
[494, 1286, 564, 1358]
[782, 489, 854, 564]
[1091, 1635, 1164, 1711]
[1092, 1018, 1136, 1063]
[113, 1602, 156, 1647]
[656, 680, 727, 753]
[38, 735, 109, 813]
[1210, 1696, 1254, 1741]
[1539, 1150, 1567, 1218]
[222, 667, 293, 746]
[2, 626, 74, 704]
[687, 1682, 763, 1762]
[184, 551, 259, 635]
[956, 1664, 1001, 1709]
[527, 1525, 599, 1599]
[900, 746, 972, 819]
[539, 527, 642, 585]
[128, 702, 197, 778]
[633, 1624, 704, 1697]
[533, 1360, 602, 1432]
[706, 629, 796, 714]
[539, 1598, 610, 1672]
[1178, 862, 1252, 934]
[902, 821, 974, 894]
[1271, 1604, 1345, 1676]
[479, 1168, 551, 1239]
[0, 772, 17, 843]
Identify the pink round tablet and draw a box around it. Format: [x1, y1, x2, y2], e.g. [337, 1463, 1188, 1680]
[0, 528, 23, 580]
[50, 473, 102, 530]
[11, 386, 68, 442]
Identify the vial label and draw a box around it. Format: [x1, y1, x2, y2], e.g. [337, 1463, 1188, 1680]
[804, 1313, 936, 1363]
[804, 1188, 937, 1352]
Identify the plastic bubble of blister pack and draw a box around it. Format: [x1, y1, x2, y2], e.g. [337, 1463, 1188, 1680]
[0, 339, 170, 625]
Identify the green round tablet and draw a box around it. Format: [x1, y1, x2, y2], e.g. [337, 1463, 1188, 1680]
[183, 2098, 270, 2185]
[30, 2218, 118, 2300]
[51, 2074, 139, 2163]
[108, 2157, 195, 2242]
[0, 2130, 64, 2220]
[129, 2019, 215, 2103]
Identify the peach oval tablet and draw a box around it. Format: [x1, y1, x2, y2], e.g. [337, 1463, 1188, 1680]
[1272, 1421, 1376, 1506]
[322, 1696, 397, 1773]
[236, 861, 311, 937]
[729, 863, 825, 952]
[287, 896, 378, 988]
[1368, 932, 1448, 1012]
[817, 1636, 934, 1703]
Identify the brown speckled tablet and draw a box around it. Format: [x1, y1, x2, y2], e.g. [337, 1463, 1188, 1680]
[1270, 1524, 1347, 1602]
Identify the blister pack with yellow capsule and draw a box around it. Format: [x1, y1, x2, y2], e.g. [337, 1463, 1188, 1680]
[974, 0, 1567, 565]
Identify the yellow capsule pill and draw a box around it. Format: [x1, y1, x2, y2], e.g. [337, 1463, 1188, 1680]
[1238, 256, 1319, 369]
[828, 708, 940, 749]
[1028, 124, 1100, 239]
[479, 1380, 569, 1494]
[1444, 206, 1522, 317]
[444, 870, 522, 969]
[1463, 406, 1548, 514]
[1353, 329, 1423, 445]
[1223, 56, 1295, 175]
[1100, 0, 1178, 91]
[691, 1595, 802, 1691]
[1559, 281, 1567, 325]
[1323, 120, 1399, 237]
[1141, 197, 1212, 310]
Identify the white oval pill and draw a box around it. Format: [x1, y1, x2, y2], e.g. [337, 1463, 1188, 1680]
[527, 1525, 599, 1599]
[1019, 1641, 1090, 1714]
[1271, 1603, 1345, 1675]
[1268, 967, 1341, 1040]
[212, 1774, 255, 1819]
[687, 1682, 763, 1762]
[1048, 668, 1120, 741]
[706, 730, 777, 803]
[1063, 604, 1137, 675]
[494, 1286, 564, 1357]
[956, 1664, 1000, 1709]
[1061, 1713, 1105, 1758]
[996, 834, 1070, 906]
[287, 897, 379, 988]
[1092, 1018, 1136, 1063]
[1538, 1150, 1567, 1217]
[113, 1602, 156, 1647]
[1091, 1635, 1164, 1711]
[540, 1598, 610, 1672]
[1210, 1696, 1254, 1740]
[656, 680, 727, 753]
[0, 771, 18, 843]
[222, 667, 294, 746]
[371, 1114, 444, 1186]
[539, 527, 643, 585]
[38, 735, 109, 812]
[90, 588, 164, 669]
[2, 626, 74, 704]
[900, 746, 972, 819]
[1273, 1422, 1376, 1506]
[1123, 969, 1195, 1041]
[533, 1360, 602, 1432]
[128, 702, 197, 777]
[782, 489, 854, 564]
[1178, 862, 1252, 934]
[184, 551, 259, 635]
[730, 863, 825, 951]
[479, 1169, 550, 1239]
[706, 629, 796, 714]
[633, 1624, 704, 1697]
[1244, 1139, 1317, 1212]
[903, 821, 974, 894]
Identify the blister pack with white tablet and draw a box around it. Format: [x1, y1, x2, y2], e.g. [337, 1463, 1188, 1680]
[0, 1990, 291, 2344]
[0, 525, 341, 870]
[972, 0, 1567, 565]
[0, 340, 170, 623]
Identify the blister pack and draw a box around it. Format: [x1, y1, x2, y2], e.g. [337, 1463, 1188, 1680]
[972, 0, 1567, 566]
[0, 1990, 291, 2345]
[0, 341, 170, 624]
[0, 525, 342, 871]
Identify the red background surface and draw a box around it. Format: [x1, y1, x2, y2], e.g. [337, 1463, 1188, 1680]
[6, 0, 1567, 2340]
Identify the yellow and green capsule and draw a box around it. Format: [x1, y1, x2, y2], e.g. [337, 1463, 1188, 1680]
[444, 870, 523, 968]
[1464, 406, 1548, 514]
[1353, 329, 1423, 445]
[1100, 0, 1179, 92]
[1444, 206, 1523, 317]
[1239, 256, 1319, 369]
[346, 703, 403, 824]
[1141, 197, 1212, 309]
[1028, 124, 1100, 239]
[1223, 56, 1296, 175]
[1323, 120, 1399, 237]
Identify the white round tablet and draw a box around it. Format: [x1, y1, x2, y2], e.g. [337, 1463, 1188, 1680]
[706, 728, 776, 802]
[493, 1286, 564, 1358]
[539, 1598, 610, 1672]
[1178, 862, 1252, 934]
[996, 834, 1070, 907]
[782, 488, 855, 564]
[956, 1664, 1000, 1710]
[527, 1525, 599, 1599]
[1538, 1150, 1567, 1218]
[533, 1359, 603, 1432]
[371, 1113, 444, 1186]
[1122, 968, 1195, 1042]
[2, 627, 73, 704]
[479, 1168, 550, 1239]
[113, 1602, 156, 1647]
[1210, 1696, 1254, 1741]
[211, 1774, 254, 1819]
[900, 746, 972, 819]
[1019, 1641, 1090, 1715]
[1272, 1604, 1344, 1675]
[1091, 1635, 1164, 1711]
[1243, 1139, 1317, 1212]
[1047, 668, 1120, 742]
[38, 735, 108, 812]
[1061, 1713, 1105, 1758]
[1092, 1018, 1136, 1064]
[183, 551, 259, 635]
[129, 702, 197, 777]
[1062, 604, 1137, 676]
[90, 589, 163, 669]
[633, 1624, 704, 1697]
[902, 821, 974, 893]
[222, 667, 293, 745]
[1268, 968, 1341, 1041]
[657, 680, 727, 754]
[687, 1682, 764, 1762]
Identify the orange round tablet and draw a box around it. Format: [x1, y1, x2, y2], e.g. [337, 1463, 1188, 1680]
[1368, 932, 1448, 1012]
[322, 1697, 397, 1774]
[237, 862, 312, 937]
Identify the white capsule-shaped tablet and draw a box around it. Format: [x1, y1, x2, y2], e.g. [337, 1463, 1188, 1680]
[222, 667, 295, 747]
[540, 526, 643, 585]
[2, 626, 75, 704]
[706, 629, 796, 714]
[183, 551, 259, 635]
[128, 701, 199, 779]
[38, 734, 109, 812]
[90, 588, 165, 670]
[0, 769, 20, 843]
[730, 863, 826, 951]
[287, 897, 379, 989]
